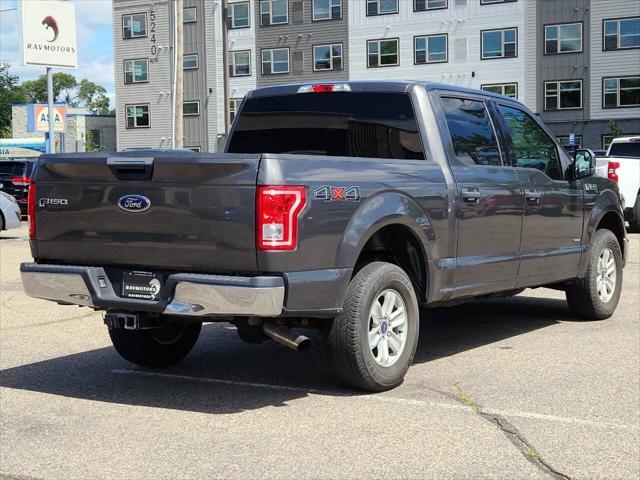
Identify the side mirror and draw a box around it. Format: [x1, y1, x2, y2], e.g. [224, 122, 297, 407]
[569, 148, 595, 181]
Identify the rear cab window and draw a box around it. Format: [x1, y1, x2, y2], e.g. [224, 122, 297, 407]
[608, 142, 640, 157]
[227, 92, 425, 160]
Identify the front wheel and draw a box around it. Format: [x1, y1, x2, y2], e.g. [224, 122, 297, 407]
[628, 195, 640, 233]
[109, 316, 202, 367]
[325, 262, 420, 392]
[565, 229, 623, 320]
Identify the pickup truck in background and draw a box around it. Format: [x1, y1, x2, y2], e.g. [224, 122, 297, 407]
[21, 81, 628, 392]
[595, 136, 640, 232]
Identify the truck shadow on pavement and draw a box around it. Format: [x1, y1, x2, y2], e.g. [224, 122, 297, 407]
[0, 294, 577, 414]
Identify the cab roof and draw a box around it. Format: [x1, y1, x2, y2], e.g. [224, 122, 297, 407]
[247, 80, 519, 103]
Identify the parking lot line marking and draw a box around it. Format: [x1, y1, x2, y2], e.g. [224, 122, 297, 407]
[112, 368, 638, 431]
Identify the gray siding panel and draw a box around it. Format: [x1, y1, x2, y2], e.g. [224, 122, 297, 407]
[182, 0, 209, 150]
[255, 0, 349, 87]
[537, 0, 591, 123]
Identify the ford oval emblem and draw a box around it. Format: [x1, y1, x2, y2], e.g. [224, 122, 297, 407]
[118, 194, 151, 213]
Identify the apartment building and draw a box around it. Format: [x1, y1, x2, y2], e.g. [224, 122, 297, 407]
[113, 0, 639, 152]
[348, 0, 531, 105]
[112, 0, 225, 151]
[532, 0, 640, 149]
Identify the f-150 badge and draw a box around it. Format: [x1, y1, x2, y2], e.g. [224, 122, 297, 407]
[314, 186, 361, 202]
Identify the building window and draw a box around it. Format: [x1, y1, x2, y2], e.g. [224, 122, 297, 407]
[230, 2, 250, 28]
[313, 0, 341, 21]
[414, 0, 447, 11]
[260, 0, 288, 26]
[544, 80, 582, 110]
[313, 44, 343, 71]
[122, 13, 147, 39]
[126, 104, 150, 128]
[183, 54, 199, 70]
[556, 135, 583, 148]
[604, 76, 640, 108]
[261, 48, 289, 74]
[481, 83, 518, 98]
[124, 59, 148, 84]
[183, 6, 197, 23]
[415, 34, 447, 64]
[481, 28, 517, 59]
[480, 0, 517, 4]
[367, 38, 399, 67]
[604, 17, 640, 51]
[545, 23, 582, 54]
[367, 0, 398, 16]
[230, 98, 243, 123]
[183, 101, 200, 116]
[89, 129, 102, 149]
[230, 50, 251, 76]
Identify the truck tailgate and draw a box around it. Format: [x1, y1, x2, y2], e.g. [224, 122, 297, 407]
[32, 152, 261, 273]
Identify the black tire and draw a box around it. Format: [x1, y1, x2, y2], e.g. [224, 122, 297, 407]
[326, 262, 420, 392]
[628, 195, 640, 233]
[565, 229, 623, 320]
[109, 316, 202, 367]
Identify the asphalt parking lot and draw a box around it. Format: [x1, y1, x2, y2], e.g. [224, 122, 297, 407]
[0, 225, 638, 480]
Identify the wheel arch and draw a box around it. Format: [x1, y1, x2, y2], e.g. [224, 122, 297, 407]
[580, 201, 627, 276]
[336, 192, 435, 303]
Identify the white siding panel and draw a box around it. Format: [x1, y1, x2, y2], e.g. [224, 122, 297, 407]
[590, 0, 640, 120]
[348, 0, 526, 98]
[228, 0, 257, 101]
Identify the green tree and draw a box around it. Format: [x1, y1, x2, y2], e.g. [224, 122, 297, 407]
[21, 72, 77, 104]
[608, 119, 624, 139]
[84, 131, 100, 152]
[77, 79, 110, 114]
[0, 64, 27, 137]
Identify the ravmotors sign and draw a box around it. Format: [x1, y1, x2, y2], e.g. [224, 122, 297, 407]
[19, 0, 77, 68]
[26, 104, 67, 133]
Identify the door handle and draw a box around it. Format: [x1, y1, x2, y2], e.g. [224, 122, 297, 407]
[525, 190, 541, 203]
[461, 188, 481, 204]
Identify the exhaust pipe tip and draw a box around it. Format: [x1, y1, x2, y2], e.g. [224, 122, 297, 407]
[262, 321, 312, 352]
[296, 336, 312, 352]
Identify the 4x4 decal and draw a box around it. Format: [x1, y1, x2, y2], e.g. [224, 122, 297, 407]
[314, 186, 361, 202]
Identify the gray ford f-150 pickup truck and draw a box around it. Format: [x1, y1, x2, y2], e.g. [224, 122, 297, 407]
[21, 81, 627, 392]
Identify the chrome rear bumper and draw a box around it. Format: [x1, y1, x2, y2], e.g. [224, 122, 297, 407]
[20, 263, 285, 317]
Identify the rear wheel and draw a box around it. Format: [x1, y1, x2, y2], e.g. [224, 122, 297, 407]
[565, 229, 623, 320]
[109, 315, 202, 367]
[325, 262, 419, 392]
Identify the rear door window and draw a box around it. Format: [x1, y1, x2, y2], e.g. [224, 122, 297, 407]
[440, 97, 502, 166]
[227, 92, 425, 160]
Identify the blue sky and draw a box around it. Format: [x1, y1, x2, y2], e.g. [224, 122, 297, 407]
[0, 0, 115, 106]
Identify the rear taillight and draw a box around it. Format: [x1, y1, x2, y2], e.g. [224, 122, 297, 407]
[11, 176, 30, 186]
[607, 161, 620, 183]
[257, 186, 306, 251]
[28, 181, 36, 238]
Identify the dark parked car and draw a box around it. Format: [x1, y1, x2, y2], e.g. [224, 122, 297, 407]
[0, 159, 37, 216]
[21, 81, 627, 391]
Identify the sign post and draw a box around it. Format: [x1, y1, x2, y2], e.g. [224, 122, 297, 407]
[47, 67, 54, 153]
[19, 0, 78, 153]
